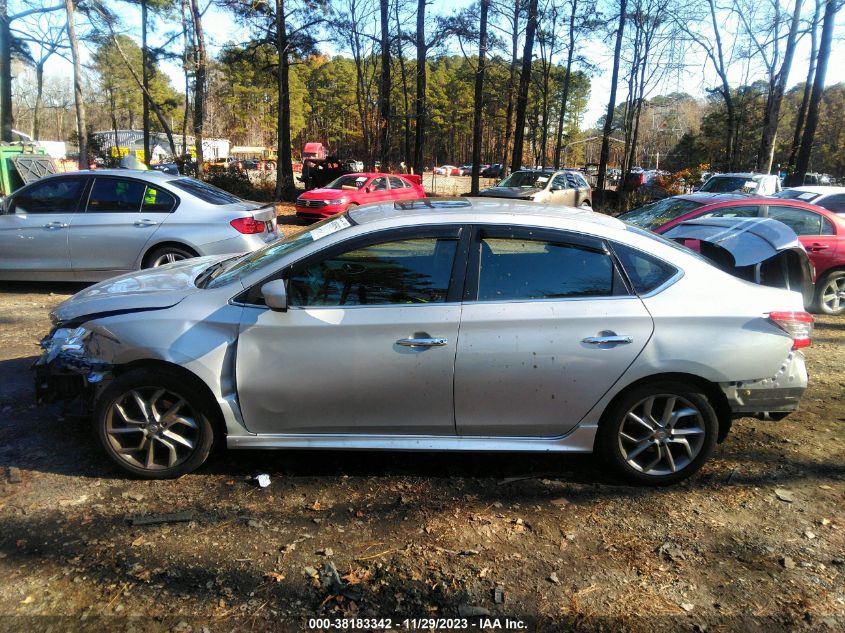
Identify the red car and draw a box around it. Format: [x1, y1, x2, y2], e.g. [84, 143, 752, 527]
[620, 193, 845, 315]
[295, 172, 426, 221]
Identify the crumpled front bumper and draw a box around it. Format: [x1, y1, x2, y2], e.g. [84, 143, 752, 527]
[720, 350, 808, 418]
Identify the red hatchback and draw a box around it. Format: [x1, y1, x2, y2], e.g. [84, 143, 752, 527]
[620, 193, 845, 315]
[295, 173, 426, 221]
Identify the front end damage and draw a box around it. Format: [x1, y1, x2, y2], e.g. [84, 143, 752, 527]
[33, 325, 117, 414]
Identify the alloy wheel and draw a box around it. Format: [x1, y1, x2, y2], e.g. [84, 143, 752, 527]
[151, 251, 188, 267]
[104, 387, 200, 471]
[820, 275, 845, 313]
[617, 394, 706, 476]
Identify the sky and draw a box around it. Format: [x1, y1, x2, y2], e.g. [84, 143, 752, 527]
[26, 0, 845, 130]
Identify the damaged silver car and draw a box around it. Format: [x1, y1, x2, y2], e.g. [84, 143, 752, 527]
[35, 199, 812, 485]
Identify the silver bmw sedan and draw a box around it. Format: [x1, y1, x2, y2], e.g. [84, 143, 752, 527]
[0, 170, 279, 281]
[35, 199, 812, 485]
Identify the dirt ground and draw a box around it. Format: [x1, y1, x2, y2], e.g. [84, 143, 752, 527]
[0, 212, 843, 632]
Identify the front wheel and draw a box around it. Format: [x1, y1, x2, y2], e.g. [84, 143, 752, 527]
[813, 270, 845, 315]
[597, 381, 718, 485]
[94, 369, 217, 478]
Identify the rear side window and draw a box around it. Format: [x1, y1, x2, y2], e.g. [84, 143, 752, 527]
[477, 237, 613, 301]
[612, 243, 678, 294]
[87, 178, 146, 213]
[170, 178, 242, 204]
[388, 176, 407, 189]
[768, 206, 825, 236]
[143, 187, 177, 213]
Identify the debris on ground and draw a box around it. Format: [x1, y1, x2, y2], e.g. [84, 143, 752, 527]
[128, 511, 195, 526]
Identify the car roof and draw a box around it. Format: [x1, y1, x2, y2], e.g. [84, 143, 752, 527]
[707, 172, 769, 179]
[348, 197, 624, 232]
[783, 186, 845, 195]
[43, 169, 179, 183]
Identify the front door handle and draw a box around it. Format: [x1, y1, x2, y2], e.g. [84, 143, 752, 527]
[582, 335, 633, 345]
[808, 243, 829, 251]
[134, 219, 158, 227]
[44, 221, 68, 229]
[396, 337, 448, 347]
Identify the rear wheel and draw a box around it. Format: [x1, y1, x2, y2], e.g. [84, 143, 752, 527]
[813, 270, 845, 315]
[144, 245, 197, 268]
[597, 381, 718, 485]
[95, 369, 217, 478]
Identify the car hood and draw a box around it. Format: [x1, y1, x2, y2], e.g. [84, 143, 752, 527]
[299, 188, 349, 199]
[50, 255, 226, 325]
[478, 187, 543, 199]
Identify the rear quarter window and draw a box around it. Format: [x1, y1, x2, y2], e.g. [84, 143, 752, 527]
[612, 242, 678, 294]
[170, 178, 243, 205]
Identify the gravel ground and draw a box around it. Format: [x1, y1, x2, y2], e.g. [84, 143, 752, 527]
[0, 212, 843, 632]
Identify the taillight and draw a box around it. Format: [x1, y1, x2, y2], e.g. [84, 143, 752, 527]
[230, 217, 266, 234]
[768, 311, 814, 349]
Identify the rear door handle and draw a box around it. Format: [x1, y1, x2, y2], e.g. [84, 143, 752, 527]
[396, 337, 448, 347]
[134, 219, 158, 227]
[44, 221, 68, 229]
[582, 335, 633, 345]
[808, 243, 829, 251]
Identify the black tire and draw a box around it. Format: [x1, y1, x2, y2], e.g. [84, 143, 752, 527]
[812, 270, 845, 316]
[143, 245, 197, 268]
[597, 381, 718, 486]
[94, 368, 217, 479]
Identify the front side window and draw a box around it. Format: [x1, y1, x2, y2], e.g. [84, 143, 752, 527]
[552, 174, 567, 189]
[371, 177, 388, 191]
[476, 237, 614, 301]
[87, 178, 146, 213]
[288, 237, 458, 307]
[11, 178, 84, 214]
[768, 206, 825, 236]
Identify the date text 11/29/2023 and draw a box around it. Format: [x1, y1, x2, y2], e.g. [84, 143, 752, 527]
[306, 617, 528, 630]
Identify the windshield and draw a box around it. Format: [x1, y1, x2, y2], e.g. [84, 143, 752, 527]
[618, 198, 703, 230]
[497, 171, 551, 188]
[207, 214, 355, 288]
[170, 178, 244, 204]
[700, 176, 759, 193]
[325, 175, 369, 190]
[773, 189, 820, 202]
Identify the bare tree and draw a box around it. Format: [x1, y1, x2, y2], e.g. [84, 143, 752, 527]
[490, 0, 524, 177]
[553, 0, 581, 169]
[794, 0, 842, 180]
[596, 0, 627, 194]
[509, 0, 537, 172]
[189, 0, 207, 171]
[377, 0, 390, 169]
[65, 0, 87, 167]
[471, 0, 490, 194]
[787, 0, 822, 172]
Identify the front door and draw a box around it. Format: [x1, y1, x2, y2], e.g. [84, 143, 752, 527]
[236, 227, 466, 435]
[455, 227, 654, 437]
[0, 176, 85, 276]
[68, 177, 174, 274]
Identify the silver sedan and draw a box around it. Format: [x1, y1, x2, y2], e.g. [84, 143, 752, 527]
[0, 170, 279, 281]
[35, 199, 812, 484]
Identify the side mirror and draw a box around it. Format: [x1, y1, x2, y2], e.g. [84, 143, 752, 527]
[261, 279, 288, 311]
[365, 186, 372, 193]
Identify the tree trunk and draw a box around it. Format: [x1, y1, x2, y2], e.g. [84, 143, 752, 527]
[33, 62, 45, 141]
[412, 0, 426, 174]
[65, 0, 87, 168]
[395, 0, 411, 171]
[553, 0, 577, 169]
[510, 0, 538, 173]
[190, 0, 206, 172]
[787, 0, 821, 172]
[378, 0, 390, 169]
[500, 1, 520, 177]
[181, 0, 190, 159]
[596, 0, 626, 193]
[275, 0, 296, 200]
[142, 0, 151, 166]
[756, 0, 803, 173]
[795, 0, 838, 180]
[0, 0, 12, 142]
[470, 0, 489, 195]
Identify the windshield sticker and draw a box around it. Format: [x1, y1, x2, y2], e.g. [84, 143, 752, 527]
[310, 215, 351, 241]
[355, 176, 368, 182]
[536, 176, 549, 184]
[798, 192, 815, 200]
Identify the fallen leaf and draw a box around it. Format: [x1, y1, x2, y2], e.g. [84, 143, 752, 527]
[264, 571, 285, 583]
[20, 596, 33, 605]
[774, 488, 794, 503]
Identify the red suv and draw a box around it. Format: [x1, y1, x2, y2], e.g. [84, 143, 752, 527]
[295, 173, 426, 221]
[620, 193, 845, 315]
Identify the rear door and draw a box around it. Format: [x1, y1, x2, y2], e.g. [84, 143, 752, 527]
[68, 176, 176, 274]
[454, 226, 654, 437]
[0, 176, 85, 275]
